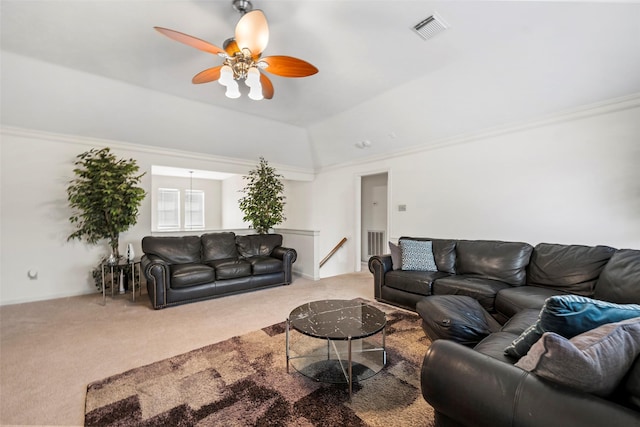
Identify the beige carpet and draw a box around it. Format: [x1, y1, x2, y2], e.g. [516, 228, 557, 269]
[84, 300, 434, 426]
[0, 271, 401, 426]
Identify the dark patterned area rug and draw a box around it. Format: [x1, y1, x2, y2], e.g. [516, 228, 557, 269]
[85, 300, 434, 426]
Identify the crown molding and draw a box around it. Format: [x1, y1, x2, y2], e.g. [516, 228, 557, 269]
[3, 92, 638, 178]
[317, 92, 640, 174]
[0, 125, 315, 181]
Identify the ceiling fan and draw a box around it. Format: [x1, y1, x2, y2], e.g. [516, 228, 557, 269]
[154, 0, 318, 101]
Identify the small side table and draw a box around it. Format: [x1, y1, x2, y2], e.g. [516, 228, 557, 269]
[100, 259, 142, 304]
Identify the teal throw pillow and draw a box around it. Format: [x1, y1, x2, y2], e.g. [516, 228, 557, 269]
[505, 295, 640, 358]
[400, 240, 437, 272]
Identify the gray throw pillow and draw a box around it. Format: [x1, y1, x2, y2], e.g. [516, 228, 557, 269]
[400, 239, 437, 272]
[504, 295, 640, 358]
[515, 317, 640, 396]
[388, 241, 402, 270]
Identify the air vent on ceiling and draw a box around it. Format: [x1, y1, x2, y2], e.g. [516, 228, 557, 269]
[412, 13, 448, 40]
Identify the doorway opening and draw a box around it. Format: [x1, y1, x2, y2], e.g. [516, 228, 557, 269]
[360, 172, 389, 264]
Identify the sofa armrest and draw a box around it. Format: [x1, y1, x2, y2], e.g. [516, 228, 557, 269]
[271, 246, 297, 284]
[141, 254, 170, 309]
[368, 255, 393, 299]
[421, 340, 640, 427]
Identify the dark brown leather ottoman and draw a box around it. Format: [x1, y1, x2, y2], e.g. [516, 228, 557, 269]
[416, 295, 502, 346]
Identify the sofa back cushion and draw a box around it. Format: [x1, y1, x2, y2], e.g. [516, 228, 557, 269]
[455, 240, 533, 285]
[141, 235, 201, 264]
[399, 237, 457, 274]
[594, 249, 640, 304]
[236, 234, 282, 257]
[527, 243, 616, 296]
[201, 232, 238, 262]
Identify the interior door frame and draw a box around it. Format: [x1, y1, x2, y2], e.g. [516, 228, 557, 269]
[354, 168, 392, 272]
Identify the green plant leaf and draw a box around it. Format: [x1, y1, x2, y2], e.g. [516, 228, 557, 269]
[238, 157, 286, 233]
[66, 147, 146, 257]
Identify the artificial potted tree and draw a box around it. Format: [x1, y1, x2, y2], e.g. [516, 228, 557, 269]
[238, 157, 286, 233]
[67, 147, 146, 260]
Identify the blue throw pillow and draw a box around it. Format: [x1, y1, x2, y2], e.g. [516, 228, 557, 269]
[505, 295, 640, 358]
[400, 239, 437, 272]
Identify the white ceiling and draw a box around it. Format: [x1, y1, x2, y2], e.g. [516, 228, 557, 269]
[2, 1, 640, 170]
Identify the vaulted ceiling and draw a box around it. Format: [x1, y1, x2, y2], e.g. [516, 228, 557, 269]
[2, 1, 640, 170]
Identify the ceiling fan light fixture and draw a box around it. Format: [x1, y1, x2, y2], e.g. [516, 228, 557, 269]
[218, 65, 241, 98]
[225, 81, 241, 99]
[246, 67, 264, 100]
[154, 0, 317, 101]
[219, 65, 234, 84]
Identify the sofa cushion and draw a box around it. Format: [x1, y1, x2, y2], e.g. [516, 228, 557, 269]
[500, 309, 540, 335]
[527, 243, 616, 296]
[142, 235, 202, 264]
[455, 240, 533, 286]
[494, 286, 570, 321]
[473, 331, 521, 364]
[400, 239, 437, 271]
[201, 232, 238, 262]
[385, 270, 448, 296]
[400, 237, 457, 274]
[515, 317, 640, 396]
[236, 234, 282, 257]
[416, 295, 502, 346]
[247, 256, 283, 275]
[210, 258, 252, 280]
[170, 263, 215, 288]
[504, 295, 640, 358]
[432, 276, 512, 313]
[594, 249, 640, 304]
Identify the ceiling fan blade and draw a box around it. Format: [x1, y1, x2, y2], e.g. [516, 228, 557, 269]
[260, 72, 274, 99]
[154, 27, 225, 56]
[261, 56, 318, 77]
[235, 10, 269, 57]
[192, 66, 223, 84]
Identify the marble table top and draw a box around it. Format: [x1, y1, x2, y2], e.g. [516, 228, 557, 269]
[288, 299, 386, 340]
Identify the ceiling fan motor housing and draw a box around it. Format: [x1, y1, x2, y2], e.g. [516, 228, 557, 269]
[233, 0, 253, 15]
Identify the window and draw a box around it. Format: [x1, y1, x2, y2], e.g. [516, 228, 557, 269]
[185, 190, 205, 230]
[157, 188, 180, 230]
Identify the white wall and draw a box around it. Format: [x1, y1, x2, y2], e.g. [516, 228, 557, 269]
[221, 175, 315, 231]
[221, 174, 248, 229]
[311, 99, 640, 277]
[2, 96, 639, 303]
[0, 128, 314, 305]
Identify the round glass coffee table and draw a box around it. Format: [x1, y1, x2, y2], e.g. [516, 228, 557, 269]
[286, 299, 387, 400]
